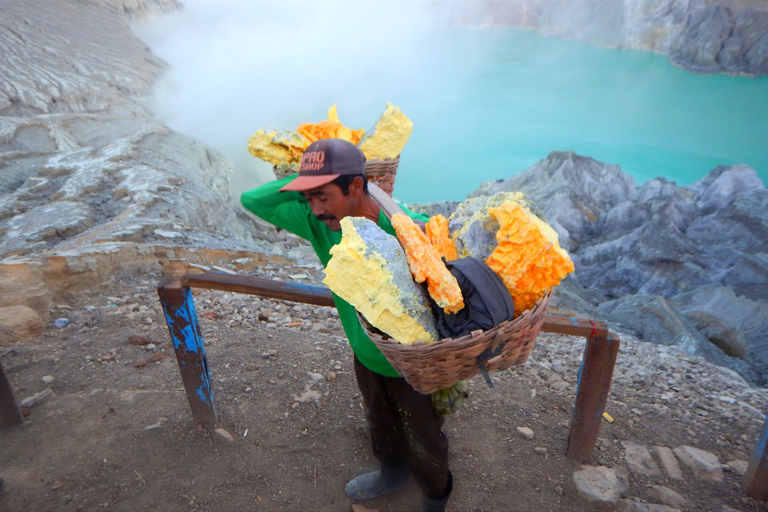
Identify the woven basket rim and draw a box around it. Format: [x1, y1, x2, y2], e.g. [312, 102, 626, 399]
[361, 291, 551, 352]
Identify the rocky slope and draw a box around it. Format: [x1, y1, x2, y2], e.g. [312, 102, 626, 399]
[1, 0, 766, 385]
[439, 0, 768, 75]
[452, 152, 768, 384]
[0, 0, 299, 331]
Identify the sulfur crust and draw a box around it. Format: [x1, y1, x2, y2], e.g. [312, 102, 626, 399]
[358, 102, 413, 161]
[247, 127, 308, 169]
[392, 214, 464, 314]
[485, 201, 574, 317]
[323, 217, 440, 345]
[425, 214, 458, 262]
[450, 192, 528, 259]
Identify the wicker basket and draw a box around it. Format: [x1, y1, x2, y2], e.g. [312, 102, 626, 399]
[360, 292, 552, 394]
[273, 155, 400, 196]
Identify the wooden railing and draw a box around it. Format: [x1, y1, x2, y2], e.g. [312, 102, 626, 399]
[159, 272, 620, 462]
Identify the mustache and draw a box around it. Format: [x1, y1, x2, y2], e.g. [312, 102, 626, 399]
[316, 214, 336, 222]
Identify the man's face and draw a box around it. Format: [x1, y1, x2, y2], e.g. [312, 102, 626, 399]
[301, 181, 358, 231]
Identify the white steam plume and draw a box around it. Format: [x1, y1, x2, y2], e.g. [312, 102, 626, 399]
[134, 0, 447, 201]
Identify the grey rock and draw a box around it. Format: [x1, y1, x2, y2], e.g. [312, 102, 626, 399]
[653, 446, 684, 481]
[622, 441, 661, 476]
[673, 445, 724, 482]
[573, 465, 627, 506]
[649, 485, 691, 510]
[724, 459, 748, 476]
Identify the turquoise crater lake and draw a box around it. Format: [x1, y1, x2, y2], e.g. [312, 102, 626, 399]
[381, 29, 768, 204]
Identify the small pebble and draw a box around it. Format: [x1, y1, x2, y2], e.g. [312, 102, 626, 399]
[534, 447, 548, 455]
[41, 375, 55, 384]
[54, 318, 69, 328]
[516, 426, 535, 440]
[213, 427, 235, 442]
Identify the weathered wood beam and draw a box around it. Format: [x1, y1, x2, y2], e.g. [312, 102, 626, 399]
[179, 273, 614, 338]
[181, 273, 334, 307]
[744, 412, 768, 500]
[157, 281, 218, 426]
[566, 330, 621, 461]
[0, 359, 24, 425]
[170, 272, 621, 457]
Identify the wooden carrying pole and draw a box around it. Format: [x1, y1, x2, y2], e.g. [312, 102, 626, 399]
[164, 272, 620, 459]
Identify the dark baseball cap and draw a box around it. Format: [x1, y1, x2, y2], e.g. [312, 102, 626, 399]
[279, 138, 366, 192]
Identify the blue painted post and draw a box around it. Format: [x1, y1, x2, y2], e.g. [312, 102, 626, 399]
[566, 329, 620, 461]
[157, 281, 218, 426]
[744, 412, 768, 499]
[0, 359, 24, 425]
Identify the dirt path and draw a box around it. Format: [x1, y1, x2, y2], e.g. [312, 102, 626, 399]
[0, 276, 765, 511]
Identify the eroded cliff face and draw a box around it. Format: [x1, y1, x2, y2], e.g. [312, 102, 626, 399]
[466, 152, 768, 384]
[0, 0, 298, 332]
[440, 0, 768, 75]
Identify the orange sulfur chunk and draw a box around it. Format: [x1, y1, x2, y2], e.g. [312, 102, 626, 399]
[485, 202, 574, 317]
[392, 214, 464, 314]
[425, 214, 458, 262]
[296, 105, 364, 146]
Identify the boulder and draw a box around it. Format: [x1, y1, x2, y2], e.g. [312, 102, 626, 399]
[673, 445, 724, 482]
[0, 305, 45, 342]
[573, 465, 629, 507]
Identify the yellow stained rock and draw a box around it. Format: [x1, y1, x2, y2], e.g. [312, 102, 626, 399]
[323, 217, 440, 345]
[426, 214, 458, 262]
[247, 127, 308, 170]
[392, 214, 464, 314]
[358, 102, 413, 161]
[485, 201, 574, 316]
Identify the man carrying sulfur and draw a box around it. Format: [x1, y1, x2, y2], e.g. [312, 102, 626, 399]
[241, 138, 453, 512]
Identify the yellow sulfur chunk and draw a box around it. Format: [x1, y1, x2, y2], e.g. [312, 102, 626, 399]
[358, 103, 413, 161]
[426, 214, 458, 262]
[391, 214, 464, 314]
[323, 217, 440, 345]
[247, 127, 309, 169]
[485, 201, 574, 317]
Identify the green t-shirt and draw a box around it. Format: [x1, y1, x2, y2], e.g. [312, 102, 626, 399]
[240, 175, 429, 377]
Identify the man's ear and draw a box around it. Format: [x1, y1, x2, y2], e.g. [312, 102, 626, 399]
[349, 176, 366, 197]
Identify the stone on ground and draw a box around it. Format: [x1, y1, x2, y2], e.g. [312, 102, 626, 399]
[673, 445, 724, 482]
[573, 465, 628, 506]
[622, 441, 661, 475]
[653, 446, 684, 480]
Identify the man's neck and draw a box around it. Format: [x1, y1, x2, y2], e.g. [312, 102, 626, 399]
[355, 192, 382, 223]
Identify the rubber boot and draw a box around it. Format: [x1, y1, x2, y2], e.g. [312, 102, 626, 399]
[345, 466, 412, 501]
[422, 471, 452, 512]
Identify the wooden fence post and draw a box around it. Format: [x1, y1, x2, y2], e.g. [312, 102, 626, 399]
[157, 281, 218, 426]
[566, 329, 620, 461]
[0, 359, 24, 425]
[743, 411, 768, 500]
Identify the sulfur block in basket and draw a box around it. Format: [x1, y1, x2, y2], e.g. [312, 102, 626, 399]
[247, 127, 308, 170]
[358, 103, 413, 161]
[391, 214, 464, 314]
[425, 214, 458, 262]
[449, 192, 529, 260]
[323, 217, 440, 345]
[485, 201, 574, 317]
